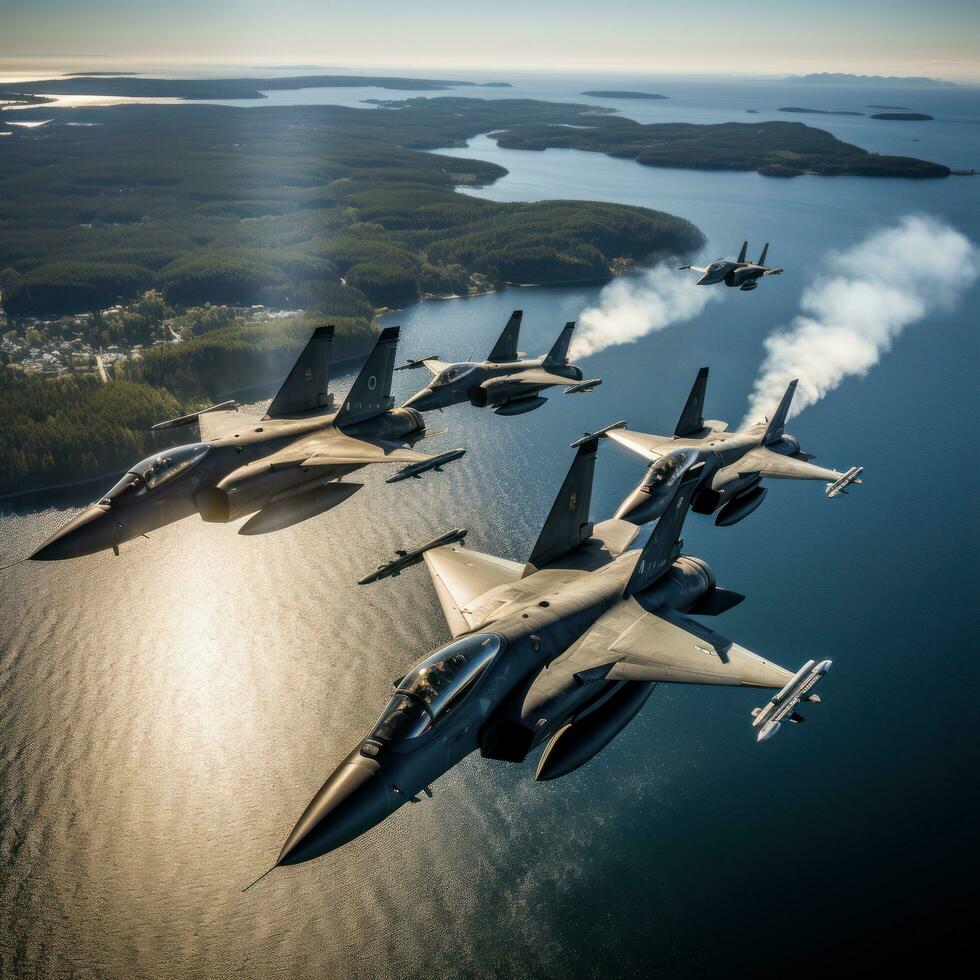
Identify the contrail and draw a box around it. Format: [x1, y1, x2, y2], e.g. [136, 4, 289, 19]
[569, 264, 720, 359]
[743, 215, 978, 426]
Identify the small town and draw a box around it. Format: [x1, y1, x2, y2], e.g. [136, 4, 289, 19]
[0, 298, 303, 379]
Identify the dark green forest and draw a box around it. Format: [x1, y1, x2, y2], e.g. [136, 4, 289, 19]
[0, 99, 707, 319]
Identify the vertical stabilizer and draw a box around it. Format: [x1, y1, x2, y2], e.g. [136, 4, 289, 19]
[487, 310, 523, 363]
[624, 463, 704, 595]
[264, 325, 334, 418]
[762, 379, 798, 445]
[758, 243, 769, 266]
[674, 367, 709, 437]
[526, 438, 597, 569]
[544, 322, 576, 366]
[737, 241, 748, 263]
[335, 327, 399, 426]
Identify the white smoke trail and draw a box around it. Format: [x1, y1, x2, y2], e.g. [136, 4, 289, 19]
[569, 264, 720, 359]
[743, 215, 979, 426]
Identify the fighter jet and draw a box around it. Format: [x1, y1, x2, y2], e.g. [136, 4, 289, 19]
[29, 326, 464, 560]
[593, 367, 862, 527]
[679, 241, 783, 290]
[265, 441, 833, 870]
[397, 310, 600, 416]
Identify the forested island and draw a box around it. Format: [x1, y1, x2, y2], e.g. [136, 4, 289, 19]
[870, 112, 934, 120]
[0, 95, 707, 492]
[779, 107, 865, 116]
[581, 91, 668, 99]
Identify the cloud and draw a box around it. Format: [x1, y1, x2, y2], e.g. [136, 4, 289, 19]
[569, 264, 719, 360]
[742, 215, 979, 426]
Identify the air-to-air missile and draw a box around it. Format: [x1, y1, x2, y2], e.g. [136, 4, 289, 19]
[29, 326, 466, 560]
[385, 449, 467, 484]
[398, 310, 595, 416]
[394, 354, 440, 372]
[752, 659, 833, 742]
[826, 466, 864, 498]
[594, 367, 862, 528]
[356, 528, 468, 584]
[253, 438, 835, 878]
[563, 378, 603, 395]
[150, 400, 238, 431]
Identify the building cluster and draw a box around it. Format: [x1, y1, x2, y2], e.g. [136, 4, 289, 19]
[2, 302, 302, 377]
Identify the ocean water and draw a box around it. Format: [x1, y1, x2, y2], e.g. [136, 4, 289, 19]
[1, 73, 978, 976]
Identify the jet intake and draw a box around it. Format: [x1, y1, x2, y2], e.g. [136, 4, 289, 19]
[480, 720, 535, 762]
[197, 463, 349, 523]
[478, 376, 534, 407]
[634, 555, 717, 613]
[342, 406, 424, 442]
[767, 435, 801, 457]
[715, 486, 768, 526]
[535, 681, 655, 781]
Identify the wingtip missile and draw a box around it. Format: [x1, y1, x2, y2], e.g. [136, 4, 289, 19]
[358, 528, 467, 585]
[752, 659, 832, 742]
[385, 449, 466, 484]
[826, 466, 864, 498]
[570, 420, 627, 448]
[151, 400, 237, 431]
[564, 378, 602, 395]
[394, 354, 440, 371]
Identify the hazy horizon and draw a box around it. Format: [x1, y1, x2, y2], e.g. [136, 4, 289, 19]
[4, 0, 979, 83]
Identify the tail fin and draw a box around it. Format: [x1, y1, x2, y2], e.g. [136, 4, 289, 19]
[758, 243, 769, 266]
[265, 325, 334, 418]
[674, 367, 709, 437]
[544, 322, 575, 366]
[625, 462, 704, 596]
[737, 241, 748, 263]
[335, 327, 399, 426]
[762, 379, 797, 445]
[526, 438, 597, 569]
[487, 310, 522, 363]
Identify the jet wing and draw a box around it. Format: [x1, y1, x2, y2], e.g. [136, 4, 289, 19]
[422, 358, 451, 377]
[735, 447, 849, 483]
[260, 432, 432, 469]
[423, 544, 528, 637]
[575, 597, 795, 689]
[198, 409, 249, 442]
[605, 428, 673, 462]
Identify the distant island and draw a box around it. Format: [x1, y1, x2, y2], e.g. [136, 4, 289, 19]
[870, 112, 934, 121]
[866, 104, 911, 110]
[581, 90, 668, 100]
[0, 73, 512, 101]
[779, 107, 865, 116]
[790, 72, 955, 87]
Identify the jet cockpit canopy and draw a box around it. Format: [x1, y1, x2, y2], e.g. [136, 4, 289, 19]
[100, 443, 210, 503]
[371, 633, 503, 742]
[431, 363, 476, 388]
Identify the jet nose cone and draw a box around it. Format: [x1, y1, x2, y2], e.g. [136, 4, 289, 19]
[277, 754, 395, 866]
[29, 504, 112, 560]
[402, 387, 438, 411]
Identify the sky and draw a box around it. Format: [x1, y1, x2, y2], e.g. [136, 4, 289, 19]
[2, 0, 979, 82]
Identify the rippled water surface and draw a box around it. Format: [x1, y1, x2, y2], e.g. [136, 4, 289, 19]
[1, 73, 978, 977]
